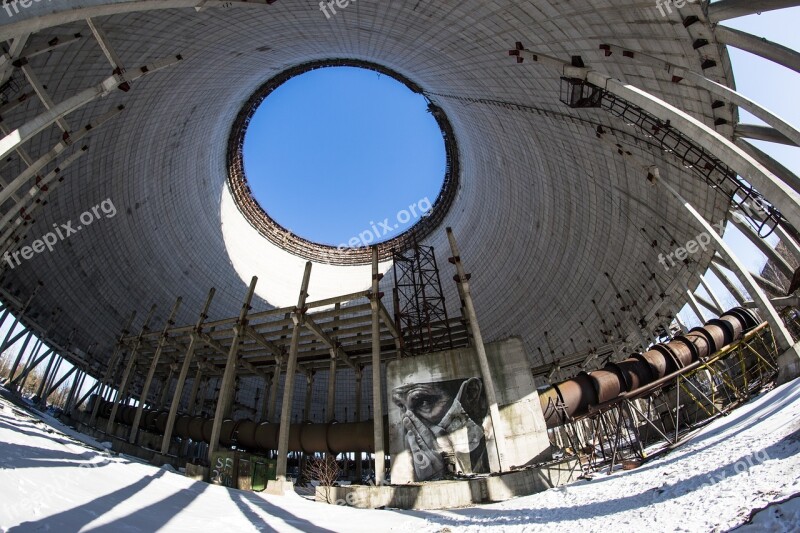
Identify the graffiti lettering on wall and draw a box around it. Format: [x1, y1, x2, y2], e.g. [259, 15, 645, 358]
[392, 377, 489, 481]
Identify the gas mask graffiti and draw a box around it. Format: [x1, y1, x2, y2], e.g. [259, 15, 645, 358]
[393, 377, 489, 481]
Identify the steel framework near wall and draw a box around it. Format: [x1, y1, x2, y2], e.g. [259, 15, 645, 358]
[392, 240, 454, 356]
[550, 321, 779, 474]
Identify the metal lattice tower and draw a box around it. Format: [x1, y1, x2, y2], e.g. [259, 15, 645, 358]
[392, 239, 454, 356]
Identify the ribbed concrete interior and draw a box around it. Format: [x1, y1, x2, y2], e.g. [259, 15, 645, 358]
[0, 0, 733, 376]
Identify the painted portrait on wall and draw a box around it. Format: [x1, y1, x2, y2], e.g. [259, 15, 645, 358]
[391, 377, 489, 481]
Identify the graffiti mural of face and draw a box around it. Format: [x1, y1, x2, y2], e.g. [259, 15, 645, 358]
[393, 378, 489, 481]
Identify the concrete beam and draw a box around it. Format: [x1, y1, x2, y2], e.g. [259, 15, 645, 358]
[714, 25, 800, 74]
[708, 0, 800, 23]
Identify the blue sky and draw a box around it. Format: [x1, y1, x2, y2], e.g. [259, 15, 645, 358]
[243, 66, 445, 246]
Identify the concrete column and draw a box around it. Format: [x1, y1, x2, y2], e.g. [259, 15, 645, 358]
[710, 262, 747, 304]
[158, 368, 175, 409]
[326, 354, 336, 422]
[7, 330, 34, 382]
[659, 176, 800, 382]
[714, 25, 800, 74]
[12, 348, 52, 390]
[208, 277, 258, 460]
[259, 377, 271, 422]
[187, 369, 203, 417]
[64, 370, 82, 413]
[46, 366, 76, 401]
[34, 353, 57, 402]
[708, 0, 800, 22]
[447, 228, 508, 472]
[161, 287, 214, 454]
[698, 276, 726, 315]
[303, 372, 314, 421]
[107, 304, 157, 434]
[75, 380, 100, 411]
[130, 297, 182, 443]
[275, 262, 312, 484]
[355, 365, 363, 481]
[268, 358, 282, 423]
[731, 217, 794, 279]
[90, 312, 137, 425]
[369, 247, 387, 485]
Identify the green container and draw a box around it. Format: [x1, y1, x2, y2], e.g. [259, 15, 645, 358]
[251, 457, 277, 491]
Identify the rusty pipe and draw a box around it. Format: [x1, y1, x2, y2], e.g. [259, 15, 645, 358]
[89, 396, 388, 454]
[539, 307, 761, 428]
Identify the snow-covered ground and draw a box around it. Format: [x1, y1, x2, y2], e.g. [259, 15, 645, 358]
[1, 379, 799, 532]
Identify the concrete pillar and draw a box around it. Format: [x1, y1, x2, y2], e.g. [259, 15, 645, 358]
[659, 176, 800, 382]
[714, 25, 800, 74]
[130, 297, 182, 443]
[698, 276, 726, 314]
[208, 277, 258, 460]
[731, 217, 794, 279]
[447, 228, 508, 472]
[64, 370, 82, 413]
[354, 365, 363, 481]
[710, 262, 747, 304]
[683, 283, 708, 323]
[158, 368, 174, 409]
[259, 376, 271, 422]
[75, 380, 100, 411]
[34, 353, 57, 402]
[107, 304, 157, 434]
[13, 348, 51, 390]
[275, 263, 312, 484]
[161, 287, 214, 454]
[303, 373, 314, 421]
[708, 0, 800, 22]
[268, 358, 282, 423]
[369, 247, 387, 485]
[187, 369, 203, 417]
[326, 354, 336, 422]
[7, 330, 34, 382]
[90, 311, 137, 425]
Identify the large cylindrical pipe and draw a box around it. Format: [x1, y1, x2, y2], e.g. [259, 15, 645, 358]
[88, 397, 389, 454]
[539, 307, 761, 428]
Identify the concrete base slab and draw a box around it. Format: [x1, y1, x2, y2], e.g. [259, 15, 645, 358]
[321, 457, 579, 510]
[265, 480, 294, 495]
[777, 342, 800, 384]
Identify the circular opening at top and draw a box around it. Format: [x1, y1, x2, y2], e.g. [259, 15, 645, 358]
[227, 60, 459, 266]
[243, 66, 445, 247]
